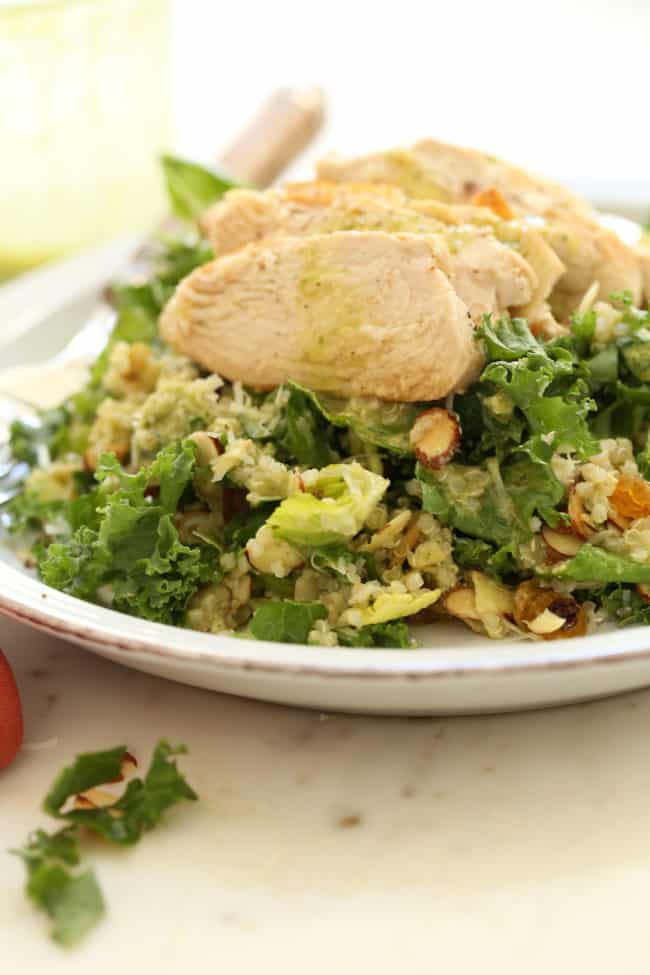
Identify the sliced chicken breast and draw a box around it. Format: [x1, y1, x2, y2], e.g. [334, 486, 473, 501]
[160, 231, 484, 402]
[317, 139, 594, 217]
[316, 140, 643, 310]
[201, 184, 540, 323]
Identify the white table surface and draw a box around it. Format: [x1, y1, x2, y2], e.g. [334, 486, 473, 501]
[3, 609, 650, 972]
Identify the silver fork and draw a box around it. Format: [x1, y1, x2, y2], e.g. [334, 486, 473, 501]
[0, 88, 325, 506]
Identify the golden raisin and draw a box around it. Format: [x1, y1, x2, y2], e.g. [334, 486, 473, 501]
[513, 581, 586, 639]
[470, 187, 514, 220]
[610, 475, 650, 520]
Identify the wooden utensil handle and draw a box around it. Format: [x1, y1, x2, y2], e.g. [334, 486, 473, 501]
[217, 87, 325, 188]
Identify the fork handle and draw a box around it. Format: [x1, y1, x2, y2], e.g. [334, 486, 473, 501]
[217, 87, 325, 188]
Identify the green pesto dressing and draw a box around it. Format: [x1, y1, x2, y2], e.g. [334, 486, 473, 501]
[297, 246, 370, 369]
[383, 150, 450, 201]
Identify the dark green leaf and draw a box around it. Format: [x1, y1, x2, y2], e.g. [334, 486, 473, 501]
[161, 154, 238, 222]
[418, 460, 516, 546]
[26, 865, 104, 947]
[601, 585, 650, 626]
[477, 315, 598, 458]
[586, 344, 618, 389]
[46, 741, 198, 846]
[224, 503, 277, 550]
[44, 747, 127, 816]
[39, 443, 217, 624]
[556, 544, 650, 584]
[14, 828, 81, 869]
[568, 308, 596, 354]
[4, 492, 65, 535]
[12, 827, 103, 947]
[288, 381, 420, 455]
[282, 385, 335, 467]
[90, 284, 160, 386]
[501, 440, 564, 527]
[621, 338, 650, 382]
[250, 600, 327, 643]
[615, 382, 650, 406]
[336, 621, 412, 648]
[9, 406, 69, 467]
[478, 315, 540, 361]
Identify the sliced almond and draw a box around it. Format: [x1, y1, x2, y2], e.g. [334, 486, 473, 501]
[568, 486, 594, 539]
[410, 408, 460, 470]
[72, 794, 96, 810]
[108, 750, 139, 784]
[391, 516, 423, 567]
[189, 430, 224, 465]
[470, 187, 514, 220]
[443, 586, 480, 620]
[637, 584, 650, 604]
[73, 787, 118, 810]
[471, 571, 514, 617]
[514, 581, 586, 640]
[541, 525, 583, 561]
[527, 608, 567, 635]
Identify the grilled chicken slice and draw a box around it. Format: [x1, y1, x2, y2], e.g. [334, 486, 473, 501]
[413, 201, 566, 336]
[316, 139, 591, 218]
[200, 181, 416, 254]
[201, 184, 540, 323]
[316, 140, 643, 310]
[160, 231, 484, 402]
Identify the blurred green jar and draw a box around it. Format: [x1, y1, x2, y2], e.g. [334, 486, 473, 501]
[0, 0, 171, 278]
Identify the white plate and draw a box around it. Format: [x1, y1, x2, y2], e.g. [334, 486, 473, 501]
[2, 224, 650, 716]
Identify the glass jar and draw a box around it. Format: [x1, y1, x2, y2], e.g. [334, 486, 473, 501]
[0, 0, 171, 279]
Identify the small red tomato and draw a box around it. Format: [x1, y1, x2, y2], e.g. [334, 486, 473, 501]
[0, 651, 23, 770]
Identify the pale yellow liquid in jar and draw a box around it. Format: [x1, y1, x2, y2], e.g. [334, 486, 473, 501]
[0, 0, 171, 278]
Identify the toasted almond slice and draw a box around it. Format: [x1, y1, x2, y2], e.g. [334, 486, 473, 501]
[637, 584, 650, 604]
[189, 430, 224, 465]
[540, 598, 587, 640]
[514, 583, 587, 640]
[568, 486, 594, 539]
[391, 516, 423, 567]
[470, 187, 514, 220]
[547, 518, 576, 535]
[541, 525, 583, 560]
[527, 608, 567, 635]
[471, 571, 514, 617]
[410, 408, 460, 470]
[72, 795, 96, 810]
[108, 750, 139, 784]
[73, 787, 118, 810]
[443, 586, 480, 620]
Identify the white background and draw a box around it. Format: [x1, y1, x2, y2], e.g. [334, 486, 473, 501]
[171, 0, 650, 199]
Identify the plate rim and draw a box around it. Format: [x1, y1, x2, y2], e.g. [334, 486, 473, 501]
[2, 559, 650, 683]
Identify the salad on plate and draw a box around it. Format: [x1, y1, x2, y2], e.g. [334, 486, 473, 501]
[5, 139, 650, 649]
